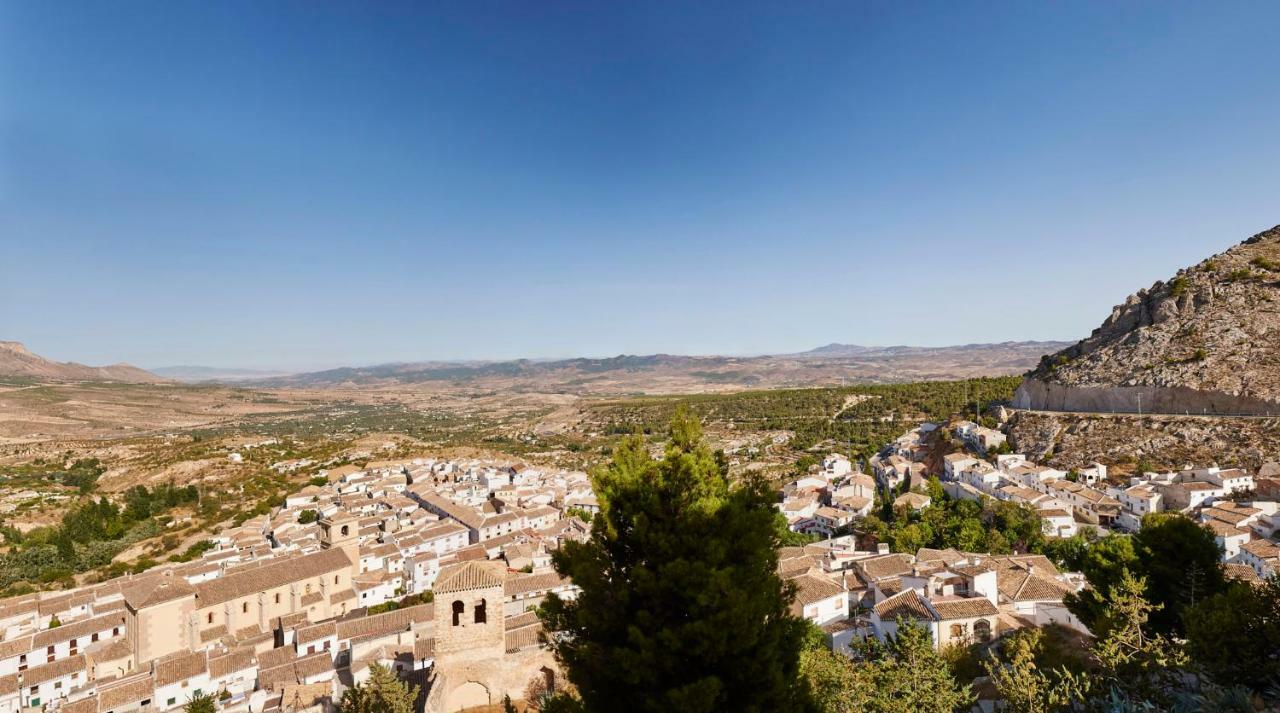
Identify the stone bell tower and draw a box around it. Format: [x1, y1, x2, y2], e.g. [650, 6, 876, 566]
[318, 511, 360, 569]
[428, 560, 508, 712]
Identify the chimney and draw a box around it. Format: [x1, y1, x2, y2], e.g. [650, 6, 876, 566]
[877, 543, 890, 555]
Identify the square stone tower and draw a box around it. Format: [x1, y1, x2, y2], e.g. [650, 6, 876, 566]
[318, 511, 361, 567]
[434, 560, 506, 663]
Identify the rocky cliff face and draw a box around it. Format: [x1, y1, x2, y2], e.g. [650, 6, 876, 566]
[1014, 225, 1280, 415]
[1007, 410, 1280, 472]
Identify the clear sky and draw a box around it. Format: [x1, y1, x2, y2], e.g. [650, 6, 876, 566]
[2, 2, 1279, 370]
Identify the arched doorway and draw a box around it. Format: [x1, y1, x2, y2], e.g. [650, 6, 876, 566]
[446, 681, 490, 712]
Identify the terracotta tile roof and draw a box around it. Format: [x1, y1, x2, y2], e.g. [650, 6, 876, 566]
[1225, 562, 1263, 584]
[291, 651, 334, 679]
[873, 590, 933, 622]
[22, 654, 86, 686]
[153, 650, 208, 687]
[257, 646, 296, 670]
[122, 575, 196, 610]
[34, 612, 125, 648]
[0, 674, 16, 696]
[436, 560, 505, 594]
[929, 597, 998, 619]
[857, 553, 915, 581]
[791, 573, 845, 607]
[84, 636, 131, 663]
[295, 621, 336, 643]
[208, 647, 257, 680]
[0, 634, 33, 660]
[504, 571, 569, 598]
[997, 569, 1072, 603]
[199, 625, 229, 643]
[915, 548, 966, 566]
[61, 697, 96, 713]
[96, 673, 154, 711]
[194, 549, 353, 607]
[505, 623, 543, 653]
[1242, 539, 1280, 558]
[335, 604, 432, 643]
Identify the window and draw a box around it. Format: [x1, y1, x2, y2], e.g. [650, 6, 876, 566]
[207, 613, 214, 624]
[340, 525, 350, 536]
[167, 698, 176, 707]
[92, 633, 99, 643]
[112, 627, 119, 636]
[474, 598, 487, 624]
[334, 575, 339, 585]
[274, 593, 280, 604]
[451, 600, 464, 626]
[974, 619, 992, 643]
[242, 602, 249, 614]
[949, 623, 965, 640]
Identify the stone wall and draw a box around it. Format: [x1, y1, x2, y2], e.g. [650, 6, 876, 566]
[1012, 378, 1280, 417]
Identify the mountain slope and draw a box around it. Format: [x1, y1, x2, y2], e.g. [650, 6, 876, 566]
[256, 342, 1068, 391]
[0, 342, 164, 383]
[150, 365, 294, 382]
[1014, 224, 1280, 415]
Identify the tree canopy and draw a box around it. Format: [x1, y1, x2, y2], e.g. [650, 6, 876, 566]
[337, 663, 418, 713]
[539, 410, 812, 713]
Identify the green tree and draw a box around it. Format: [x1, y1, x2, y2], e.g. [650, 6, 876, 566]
[1185, 576, 1280, 693]
[539, 410, 812, 713]
[1090, 571, 1188, 707]
[1131, 513, 1226, 635]
[297, 509, 319, 524]
[183, 692, 217, 713]
[337, 663, 418, 713]
[1063, 534, 1139, 630]
[800, 646, 869, 712]
[865, 619, 974, 712]
[982, 628, 1086, 713]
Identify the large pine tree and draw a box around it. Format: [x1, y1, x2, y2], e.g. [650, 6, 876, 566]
[539, 411, 812, 713]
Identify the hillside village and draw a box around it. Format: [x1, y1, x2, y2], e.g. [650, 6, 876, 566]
[0, 458, 594, 713]
[776, 419, 1280, 650]
[0, 400, 1277, 713]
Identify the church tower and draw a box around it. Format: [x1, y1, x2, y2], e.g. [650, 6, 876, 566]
[318, 511, 361, 570]
[430, 560, 507, 711]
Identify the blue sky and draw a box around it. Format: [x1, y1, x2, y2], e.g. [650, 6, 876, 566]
[2, 2, 1279, 370]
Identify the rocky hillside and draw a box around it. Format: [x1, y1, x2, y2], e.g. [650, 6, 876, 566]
[1014, 224, 1280, 415]
[0, 341, 163, 383]
[1007, 410, 1280, 472]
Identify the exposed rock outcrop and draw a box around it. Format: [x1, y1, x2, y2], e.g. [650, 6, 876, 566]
[1014, 225, 1280, 415]
[1007, 410, 1280, 472]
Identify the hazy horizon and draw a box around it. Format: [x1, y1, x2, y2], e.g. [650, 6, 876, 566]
[4, 2, 1280, 369]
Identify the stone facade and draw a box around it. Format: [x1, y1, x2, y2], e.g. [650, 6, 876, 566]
[425, 561, 558, 713]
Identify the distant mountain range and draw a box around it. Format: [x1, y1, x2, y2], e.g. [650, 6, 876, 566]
[0, 340, 1071, 392]
[149, 365, 295, 382]
[0, 341, 163, 383]
[250, 341, 1070, 391]
[790, 341, 1061, 359]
